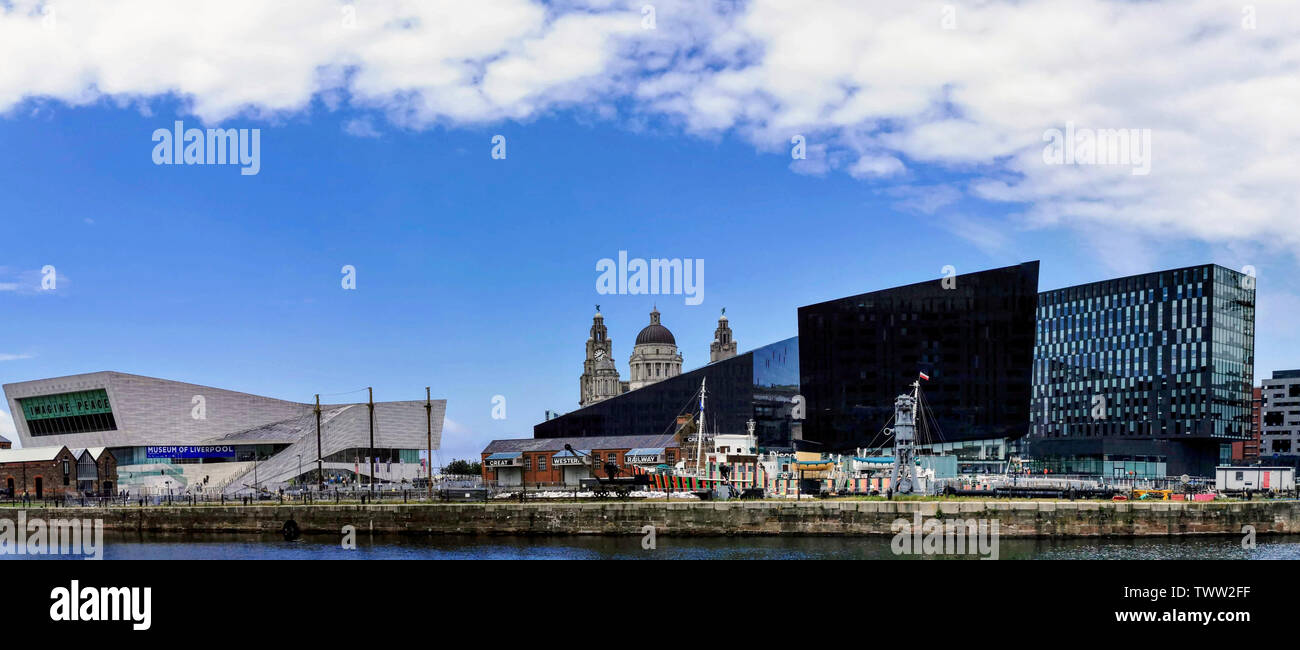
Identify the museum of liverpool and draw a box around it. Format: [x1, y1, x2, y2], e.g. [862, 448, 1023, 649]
[2, 372, 444, 495]
[535, 262, 1256, 478]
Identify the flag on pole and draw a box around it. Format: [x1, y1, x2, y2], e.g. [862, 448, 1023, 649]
[918, 371, 930, 381]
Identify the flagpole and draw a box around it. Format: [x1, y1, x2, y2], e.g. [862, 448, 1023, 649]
[426, 386, 433, 500]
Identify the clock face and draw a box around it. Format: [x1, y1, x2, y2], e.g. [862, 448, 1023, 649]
[594, 348, 607, 360]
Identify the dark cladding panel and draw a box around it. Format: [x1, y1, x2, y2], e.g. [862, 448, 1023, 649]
[797, 262, 1039, 451]
[536, 352, 755, 440]
[535, 338, 802, 448]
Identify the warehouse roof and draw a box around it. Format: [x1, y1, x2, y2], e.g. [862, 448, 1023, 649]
[70, 447, 108, 461]
[483, 434, 679, 454]
[625, 447, 666, 456]
[0, 446, 70, 463]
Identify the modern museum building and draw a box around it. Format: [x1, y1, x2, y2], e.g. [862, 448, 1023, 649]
[3, 371, 443, 494]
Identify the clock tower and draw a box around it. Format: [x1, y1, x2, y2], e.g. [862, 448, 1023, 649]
[580, 307, 625, 407]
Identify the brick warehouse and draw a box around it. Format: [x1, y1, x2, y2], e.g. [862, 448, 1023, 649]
[481, 434, 680, 487]
[0, 446, 118, 499]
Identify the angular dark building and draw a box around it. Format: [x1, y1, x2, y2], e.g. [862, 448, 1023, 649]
[1027, 264, 1255, 478]
[534, 337, 801, 448]
[797, 262, 1040, 457]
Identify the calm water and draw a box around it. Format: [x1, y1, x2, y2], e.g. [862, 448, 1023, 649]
[15, 531, 1300, 560]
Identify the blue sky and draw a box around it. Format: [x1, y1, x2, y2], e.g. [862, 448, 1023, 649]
[1, 1, 1298, 460]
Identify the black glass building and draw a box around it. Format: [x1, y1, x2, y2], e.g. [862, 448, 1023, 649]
[1027, 264, 1255, 478]
[534, 337, 801, 448]
[797, 262, 1040, 454]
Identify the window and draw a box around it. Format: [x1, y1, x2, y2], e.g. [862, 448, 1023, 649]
[537, 456, 547, 471]
[62, 460, 70, 485]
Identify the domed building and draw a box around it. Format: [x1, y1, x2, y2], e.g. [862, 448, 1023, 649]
[628, 307, 682, 391]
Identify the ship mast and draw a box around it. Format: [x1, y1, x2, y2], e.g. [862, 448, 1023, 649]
[890, 380, 921, 494]
[695, 378, 706, 475]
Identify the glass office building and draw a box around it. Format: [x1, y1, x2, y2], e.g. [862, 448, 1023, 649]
[797, 262, 1040, 454]
[1027, 264, 1255, 477]
[534, 337, 801, 448]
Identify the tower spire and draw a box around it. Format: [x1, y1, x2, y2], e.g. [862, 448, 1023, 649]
[710, 307, 737, 363]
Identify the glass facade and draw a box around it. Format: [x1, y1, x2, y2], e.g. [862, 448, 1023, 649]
[797, 262, 1040, 452]
[110, 444, 283, 465]
[535, 337, 801, 448]
[1028, 264, 1255, 477]
[19, 389, 118, 436]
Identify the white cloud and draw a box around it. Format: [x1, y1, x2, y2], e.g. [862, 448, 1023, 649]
[0, 267, 66, 294]
[0, 353, 35, 361]
[342, 117, 381, 138]
[0, 0, 1298, 256]
[0, 409, 14, 441]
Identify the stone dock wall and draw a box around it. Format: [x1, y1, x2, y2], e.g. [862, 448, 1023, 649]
[21, 499, 1300, 538]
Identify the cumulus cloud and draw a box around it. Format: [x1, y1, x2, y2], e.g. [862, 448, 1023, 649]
[0, 409, 15, 441]
[342, 117, 381, 138]
[1, 0, 1298, 254]
[0, 266, 67, 294]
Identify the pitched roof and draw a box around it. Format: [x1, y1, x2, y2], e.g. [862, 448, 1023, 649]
[71, 447, 108, 461]
[0, 446, 69, 463]
[483, 434, 679, 454]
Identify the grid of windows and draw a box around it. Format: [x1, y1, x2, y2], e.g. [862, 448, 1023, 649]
[1259, 371, 1300, 458]
[19, 389, 118, 436]
[798, 262, 1039, 450]
[24, 411, 118, 436]
[1031, 264, 1254, 443]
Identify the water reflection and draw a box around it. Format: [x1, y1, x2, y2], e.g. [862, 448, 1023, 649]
[23, 531, 1299, 560]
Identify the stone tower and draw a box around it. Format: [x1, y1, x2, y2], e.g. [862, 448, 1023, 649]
[710, 308, 738, 363]
[580, 308, 623, 407]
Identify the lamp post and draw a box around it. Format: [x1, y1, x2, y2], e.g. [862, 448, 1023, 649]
[368, 387, 375, 496]
[315, 393, 323, 491]
[426, 386, 433, 500]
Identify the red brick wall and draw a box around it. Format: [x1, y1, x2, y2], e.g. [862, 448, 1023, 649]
[97, 453, 119, 494]
[0, 448, 79, 498]
[481, 447, 679, 485]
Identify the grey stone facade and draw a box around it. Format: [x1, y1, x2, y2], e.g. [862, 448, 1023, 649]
[2, 372, 444, 483]
[1261, 370, 1300, 456]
